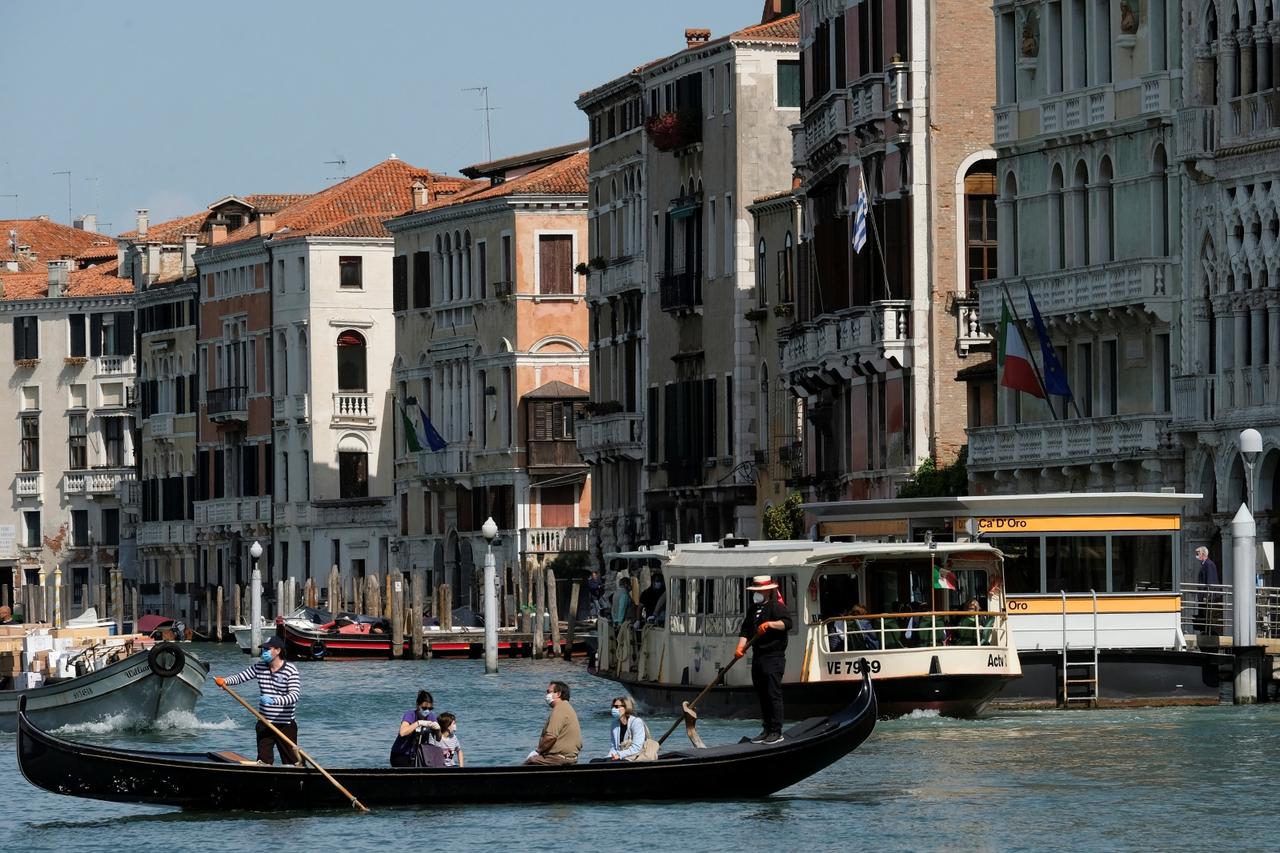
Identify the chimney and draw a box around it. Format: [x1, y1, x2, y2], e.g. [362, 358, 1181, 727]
[411, 179, 429, 212]
[136, 209, 149, 237]
[74, 214, 98, 233]
[182, 233, 198, 277]
[685, 28, 711, 49]
[256, 213, 276, 236]
[3, 260, 18, 272]
[209, 222, 227, 244]
[146, 244, 162, 282]
[47, 259, 71, 298]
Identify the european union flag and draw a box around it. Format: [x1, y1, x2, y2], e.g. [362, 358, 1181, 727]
[1028, 291, 1072, 399]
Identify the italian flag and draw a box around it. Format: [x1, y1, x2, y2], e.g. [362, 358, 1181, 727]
[933, 562, 958, 591]
[998, 300, 1044, 398]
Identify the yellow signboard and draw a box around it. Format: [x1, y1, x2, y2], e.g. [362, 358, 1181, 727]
[1005, 594, 1181, 615]
[821, 519, 910, 538]
[954, 515, 1181, 534]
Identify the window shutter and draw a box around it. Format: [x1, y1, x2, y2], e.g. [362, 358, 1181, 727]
[90, 314, 102, 357]
[663, 384, 677, 464]
[69, 314, 86, 358]
[12, 318, 20, 360]
[175, 376, 186, 413]
[392, 255, 408, 311]
[704, 378, 717, 459]
[117, 312, 134, 356]
[539, 235, 573, 295]
[531, 402, 550, 441]
[413, 251, 431, 308]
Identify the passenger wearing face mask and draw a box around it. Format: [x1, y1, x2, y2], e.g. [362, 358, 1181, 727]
[735, 575, 793, 745]
[607, 696, 658, 761]
[389, 689, 440, 767]
[524, 680, 582, 765]
[639, 575, 666, 625]
[430, 712, 464, 767]
[214, 636, 301, 765]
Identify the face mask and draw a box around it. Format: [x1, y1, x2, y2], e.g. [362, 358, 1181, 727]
[449, 726, 458, 736]
[752, 592, 765, 604]
[418, 707, 432, 718]
[545, 693, 556, 706]
[260, 650, 273, 664]
[611, 707, 623, 719]
[654, 582, 663, 590]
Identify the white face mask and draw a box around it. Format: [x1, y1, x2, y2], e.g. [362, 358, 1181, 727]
[611, 706, 623, 719]
[752, 592, 765, 604]
[545, 692, 556, 706]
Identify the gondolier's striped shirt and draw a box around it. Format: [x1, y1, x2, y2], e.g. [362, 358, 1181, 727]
[225, 661, 300, 723]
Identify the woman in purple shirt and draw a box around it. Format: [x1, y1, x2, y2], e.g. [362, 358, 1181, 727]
[389, 690, 439, 767]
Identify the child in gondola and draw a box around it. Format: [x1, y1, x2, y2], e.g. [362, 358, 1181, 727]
[432, 713, 464, 767]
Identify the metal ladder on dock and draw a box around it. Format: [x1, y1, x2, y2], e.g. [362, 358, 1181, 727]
[1061, 589, 1100, 708]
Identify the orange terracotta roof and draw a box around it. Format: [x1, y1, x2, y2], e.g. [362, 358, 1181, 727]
[76, 239, 119, 260]
[120, 210, 210, 243]
[0, 218, 106, 271]
[220, 159, 467, 245]
[243, 193, 311, 213]
[0, 259, 132, 300]
[440, 151, 588, 206]
[733, 13, 799, 41]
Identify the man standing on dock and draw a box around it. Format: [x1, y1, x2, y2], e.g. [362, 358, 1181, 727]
[215, 636, 302, 765]
[736, 576, 793, 744]
[1195, 547, 1221, 635]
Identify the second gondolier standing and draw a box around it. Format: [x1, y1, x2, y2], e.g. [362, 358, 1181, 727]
[215, 636, 301, 765]
[735, 575, 793, 744]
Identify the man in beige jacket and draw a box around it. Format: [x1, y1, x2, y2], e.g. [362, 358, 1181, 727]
[525, 680, 582, 765]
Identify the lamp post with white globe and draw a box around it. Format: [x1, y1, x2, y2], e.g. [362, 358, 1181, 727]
[249, 540, 264, 652]
[482, 517, 500, 674]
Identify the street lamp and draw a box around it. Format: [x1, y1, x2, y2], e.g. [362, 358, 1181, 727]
[482, 516, 499, 674]
[1233, 429, 1262, 704]
[249, 540, 264, 652]
[1240, 428, 1262, 509]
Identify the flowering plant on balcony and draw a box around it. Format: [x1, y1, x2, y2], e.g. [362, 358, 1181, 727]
[645, 110, 699, 152]
[584, 400, 624, 417]
[14, 358, 38, 369]
[63, 356, 88, 366]
[745, 307, 769, 322]
[574, 262, 591, 276]
[773, 302, 794, 318]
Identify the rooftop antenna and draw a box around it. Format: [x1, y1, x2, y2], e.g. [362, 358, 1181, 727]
[324, 156, 348, 182]
[52, 170, 72, 224]
[463, 86, 499, 162]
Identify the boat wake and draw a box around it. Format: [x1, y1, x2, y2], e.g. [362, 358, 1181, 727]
[52, 710, 238, 735]
[898, 709, 942, 720]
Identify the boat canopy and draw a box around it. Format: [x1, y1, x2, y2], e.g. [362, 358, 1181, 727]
[804, 542, 1004, 565]
[603, 551, 670, 563]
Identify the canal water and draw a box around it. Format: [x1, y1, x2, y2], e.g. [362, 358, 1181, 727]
[8, 645, 1278, 852]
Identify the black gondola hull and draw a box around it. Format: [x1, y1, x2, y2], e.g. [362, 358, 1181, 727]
[16, 676, 875, 809]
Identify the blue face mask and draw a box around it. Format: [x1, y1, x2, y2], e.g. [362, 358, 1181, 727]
[260, 650, 273, 664]
[611, 707, 623, 719]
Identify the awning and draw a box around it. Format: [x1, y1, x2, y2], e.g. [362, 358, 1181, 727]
[603, 551, 669, 563]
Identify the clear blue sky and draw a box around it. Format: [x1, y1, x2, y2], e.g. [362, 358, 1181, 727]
[1, 0, 762, 235]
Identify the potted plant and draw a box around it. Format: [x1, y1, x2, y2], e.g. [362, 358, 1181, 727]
[745, 307, 769, 322]
[574, 262, 591, 276]
[14, 358, 38, 369]
[590, 256, 608, 271]
[64, 356, 88, 366]
[773, 302, 794, 318]
[645, 110, 700, 152]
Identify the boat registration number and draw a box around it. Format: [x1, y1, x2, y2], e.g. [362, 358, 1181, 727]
[71, 686, 94, 700]
[825, 659, 881, 675]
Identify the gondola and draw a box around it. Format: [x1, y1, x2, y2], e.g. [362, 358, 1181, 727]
[16, 674, 875, 809]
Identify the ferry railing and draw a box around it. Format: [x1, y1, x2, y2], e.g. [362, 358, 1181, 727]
[1181, 583, 1280, 639]
[816, 611, 1008, 653]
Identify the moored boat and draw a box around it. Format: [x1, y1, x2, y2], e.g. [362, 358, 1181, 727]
[595, 539, 1021, 718]
[0, 643, 207, 733]
[15, 674, 875, 809]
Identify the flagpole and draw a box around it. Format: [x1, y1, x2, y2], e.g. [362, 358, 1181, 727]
[855, 157, 893, 301]
[1018, 280, 1085, 420]
[999, 282, 1059, 420]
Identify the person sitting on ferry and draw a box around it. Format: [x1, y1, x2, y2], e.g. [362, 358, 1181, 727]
[953, 599, 988, 646]
[850, 605, 880, 650]
[883, 601, 907, 649]
[910, 601, 940, 647]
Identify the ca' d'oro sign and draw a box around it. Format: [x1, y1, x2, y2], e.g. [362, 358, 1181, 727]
[954, 515, 1182, 534]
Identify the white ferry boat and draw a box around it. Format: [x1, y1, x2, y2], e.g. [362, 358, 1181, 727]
[594, 538, 1021, 718]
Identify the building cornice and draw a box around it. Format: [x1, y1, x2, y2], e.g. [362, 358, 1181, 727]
[386, 195, 586, 234]
[0, 293, 135, 314]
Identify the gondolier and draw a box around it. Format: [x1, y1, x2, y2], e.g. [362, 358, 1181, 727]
[735, 575, 792, 744]
[214, 636, 301, 765]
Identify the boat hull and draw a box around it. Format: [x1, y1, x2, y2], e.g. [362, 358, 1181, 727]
[0, 644, 208, 733]
[16, 675, 876, 809]
[600, 670, 1011, 719]
[990, 648, 1226, 709]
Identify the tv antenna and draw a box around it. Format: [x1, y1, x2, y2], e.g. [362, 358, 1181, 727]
[324, 156, 348, 182]
[52, 170, 72, 224]
[463, 86, 499, 162]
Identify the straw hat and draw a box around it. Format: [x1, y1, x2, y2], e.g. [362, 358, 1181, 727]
[746, 575, 778, 591]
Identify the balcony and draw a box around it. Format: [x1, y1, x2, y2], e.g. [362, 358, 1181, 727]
[967, 414, 1175, 469]
[194, 496, 271, 526]
[148, 412, 173, 439]
[136, 521, 194, 547]
[85, 468, 134, 497]
[1037, 84, 1114, 139]
[978, 258, 1174, 326]
[1139, 72, 1173, 114]
[293, 392, 310, 422]
[118, 477, 140, 506]
[528, 438, 587, 469]
[96, 354, 135, 376]
[577, 411, 645, 461]
[953, 296, 993, 355]
[417, 447, 472, 483]
[659, 272, 701, 313]
[1177, 367, 1280, 427]
[590, 256, 646, 299]
[273, 396, 288, 421]
[849, 75, 885, 126]
[1177, 106, 1218, 161]
[520, 527, 589, 556]
[884, 62, 910, 112]
[994, 105, 1014, 144]
[15, 473, 41, 498]
[333, 392, 375, 426]
[207, 386, 247, 422]
[780, 300, 912, 382]
[801, 90, 847, 161]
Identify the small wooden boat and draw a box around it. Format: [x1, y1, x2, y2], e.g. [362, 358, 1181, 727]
[282, 616, 589, 661]
[16, 675, 875, 809]
[0, 643, 207, 733]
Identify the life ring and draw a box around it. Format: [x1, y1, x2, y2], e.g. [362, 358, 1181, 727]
[147, 643, 186, 679]
[310, 640, 327, 660]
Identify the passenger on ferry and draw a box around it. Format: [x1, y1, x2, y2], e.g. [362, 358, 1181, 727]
[612, 577, 637, 625]
[830, 605, 880, 651]
[952, 599, 987, 646]
[908, 601, 939, 647]
[639, 575, 665, 624]
[607, 696, 658, 761]
[884, 601, 908, 649]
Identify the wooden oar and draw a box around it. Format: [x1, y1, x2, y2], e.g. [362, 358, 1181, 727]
[657, 636, 757, 747]
[219, 682, 370, 813]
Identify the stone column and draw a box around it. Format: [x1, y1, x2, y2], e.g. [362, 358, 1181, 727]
[1224, 35, 1240, 100]
[1254, 25, 1272, 91]
[1194, 45, 1216, 105]
[1270, 22, 1280, 101]
[1240, 30, 1256, 96]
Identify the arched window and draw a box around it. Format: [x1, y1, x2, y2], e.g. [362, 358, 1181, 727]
[1050, 164, 1066, 270]
[297, 328, 309, 394]
[999, 172, 1020, 276]
[756, 237, 768, 307]
[337, 433, 369, 499]
[463, 230, 473, 299]
[1098, 156, 1115, 262]
[781, 231, 794, 304]
[336, 330, 367, 392]
[964, 160, 998, 285]
[275, 331, 289, 396]
[443, 233, 453, 301]
[1151, 146, 1169, 256]
[1071, 161, 1090, 266]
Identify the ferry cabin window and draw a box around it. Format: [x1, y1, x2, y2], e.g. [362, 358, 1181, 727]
[1111, 536, 1173, 591]
[817, 572, 861, 620]
[998, 537, 1042, 594]
[1046, 536, 1107, 593]
[668, 577, 687, 634]
[723, 576, 744, 624]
